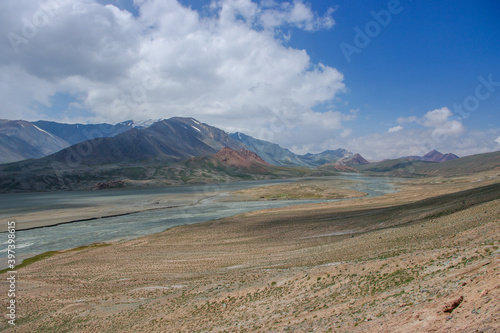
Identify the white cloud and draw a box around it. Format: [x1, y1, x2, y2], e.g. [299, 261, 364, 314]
[398, 107, 465, 138]
[388, 125, 403, 133]
[421, 107, 464, 137]
[2, 1, 141, 81]
[495, 136, 500, 145]
[422, 107, 451, 127]
[397, 115, 417, 123]
[340, 128, 352, 137]
[257, 105, 356, 154]
[258, 1, 335, 32]
[345, 108, 498, 160]
[0, 0, 347, 143]
[393, 107, 465, 142]
[346, 127, 500, 161]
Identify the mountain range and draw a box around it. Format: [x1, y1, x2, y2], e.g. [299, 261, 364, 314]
[1, 116, 481, 192]
[0, 117, 347, 191]
[1, 116, 459, 169]
[0, 117, 363, 167]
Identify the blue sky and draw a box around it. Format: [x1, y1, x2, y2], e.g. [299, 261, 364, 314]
[0, 0, 499, 159]
[286, 0, 500, 136]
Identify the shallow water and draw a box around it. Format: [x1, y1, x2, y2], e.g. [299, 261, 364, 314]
[0, 175, 401, 268]
[0, 179, 294, 218]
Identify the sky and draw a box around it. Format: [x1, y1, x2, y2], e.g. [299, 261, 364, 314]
[0, 0, 499, 160]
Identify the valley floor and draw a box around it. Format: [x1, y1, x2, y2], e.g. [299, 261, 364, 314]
[1, 177, 364, 232]
[1, 172, 499, 332]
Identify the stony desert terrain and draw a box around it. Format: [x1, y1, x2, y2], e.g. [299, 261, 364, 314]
[1, 172, 499, 332]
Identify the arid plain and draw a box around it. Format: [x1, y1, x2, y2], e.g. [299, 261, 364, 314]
[1, 172, 499, 332]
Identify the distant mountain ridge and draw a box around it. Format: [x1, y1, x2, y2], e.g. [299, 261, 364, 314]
[355, 150, 498, 178]
[403, 149, 459, 163]
[230, 132, 359, 167]
[33, 120, 133, 146]
[299, 149, 354, 166]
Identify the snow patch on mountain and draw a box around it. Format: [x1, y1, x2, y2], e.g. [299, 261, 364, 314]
[33, 125, 57, 140]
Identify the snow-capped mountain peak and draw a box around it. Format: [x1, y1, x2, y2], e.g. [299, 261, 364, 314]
[119, 119, 163, 129]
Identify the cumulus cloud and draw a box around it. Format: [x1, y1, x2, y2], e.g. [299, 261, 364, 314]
[2, 1, 141, 81]
[261, 105, 356, 154]
[347, 127, 500, 161]
[397, 107, 465, 138]
[0, 0, 349, 147]
[345, 108, 498, 160]
[421, 107, 465, 137]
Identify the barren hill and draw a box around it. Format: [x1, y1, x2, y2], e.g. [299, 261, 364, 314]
[214, 147, 270, 167]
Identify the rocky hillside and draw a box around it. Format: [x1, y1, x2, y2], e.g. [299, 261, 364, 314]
[214, 147, 270, 167]
[230, 132, 310, 167]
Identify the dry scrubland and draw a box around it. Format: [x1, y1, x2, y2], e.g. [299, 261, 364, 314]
[1, 173, 500, 332]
